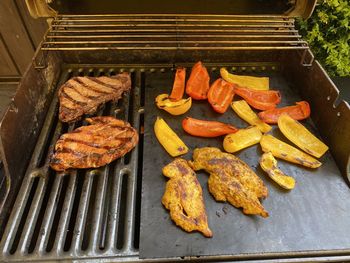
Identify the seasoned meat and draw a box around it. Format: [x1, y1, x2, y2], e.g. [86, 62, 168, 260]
[58, 73, 131, 122]
[50, 116, 138, 171]
[190, 147, 268, 218]
[162, 159, 213, 237]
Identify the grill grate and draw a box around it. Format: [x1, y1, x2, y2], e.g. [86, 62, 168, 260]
[42, 14, 308, 51]
[0, 66, 144, 262]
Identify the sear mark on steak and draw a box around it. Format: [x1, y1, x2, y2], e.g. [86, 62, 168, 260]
[58, 72, 131, 123]
[50, 116, 138, 171]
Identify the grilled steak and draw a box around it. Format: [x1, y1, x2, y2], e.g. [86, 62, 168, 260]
[50, 116, 138, 171]
[58, 72, 131, 122]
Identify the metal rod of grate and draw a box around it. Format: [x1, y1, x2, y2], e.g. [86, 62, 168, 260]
[0, 67, 143, 262]
[42, 14, 307, 51]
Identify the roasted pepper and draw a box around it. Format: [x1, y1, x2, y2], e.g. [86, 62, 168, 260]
[186, 61, 210, 100]
[155, 94, 192, 115]
[207, 78, 235, 113]
[220, 68, 269, 90]
[223, 126, 262, 153]
[278, 113, 328, 158]
[169, 67, 186, 101]
[260, 134, 321, 168]
[260, 152, 296, 190]
[258, 101, 310, 124]
[154, 117, 188, 157]
[233, 86, 281, 111]
[182, 117, 238, 137]
[231, 100, 271, 133]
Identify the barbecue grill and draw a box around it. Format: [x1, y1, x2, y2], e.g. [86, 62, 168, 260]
[0, 0, 349, 262]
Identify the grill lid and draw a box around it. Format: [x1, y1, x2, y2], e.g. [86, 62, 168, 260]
[27, 0, 317, 19]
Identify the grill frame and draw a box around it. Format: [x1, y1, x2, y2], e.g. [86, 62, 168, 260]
[0, 11, 349, 263]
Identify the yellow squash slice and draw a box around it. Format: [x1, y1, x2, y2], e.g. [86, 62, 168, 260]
[154, 117, 188, 157]
[260, 134, 322, 168]
[223, 126, 262, 153]
[155, 94, 192, 116]
[278, 113, 328, 158]
[231, 100, 271, 133]
[260, 152, 295, 190]
[220, 68, 269, 90]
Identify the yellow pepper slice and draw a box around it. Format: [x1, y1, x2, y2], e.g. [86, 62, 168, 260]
[154, 116, 188, 157]
[220, 68, 269, 90]
[231, 100, 271, 133]
[223, 126, 262, 153]
[278, 113, 328, 158]
[260, 134, 321, 168]
[155, 94, 192, 115]
[260, 152, 296, 190]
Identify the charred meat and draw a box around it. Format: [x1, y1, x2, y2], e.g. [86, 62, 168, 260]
[50, 116, 138, 171]
[162, 159, 213, 237]
[58, 72, 131, 122]
[190, 147, 269, 218]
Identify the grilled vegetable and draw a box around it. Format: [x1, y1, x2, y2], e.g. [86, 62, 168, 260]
[154, 117, 188, 157]
[223, 126, 262, 153]
[231, 100, 271, 133]
[258, 101, 310, 124]
[260, 134, 322, 168]
[182, 117, 238, 137]
[169, 67, 186, 101]
[220, 67, 269, 90]
[186, 61, 210, 100]
[233, 86, 281, 111]
[155, 94, 192, 115]
[278, 113, 328, 158]
[207, 78, 235, 113]
[260, 152, 296, 190]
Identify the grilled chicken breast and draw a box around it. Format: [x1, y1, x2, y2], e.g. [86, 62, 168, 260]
[58, 73, 131, 122]
[162, 159, 213, 237]
[50, 116, 138, 171]
[190, 147, 268, 218]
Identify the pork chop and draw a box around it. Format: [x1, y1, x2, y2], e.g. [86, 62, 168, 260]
[50, 116, 138, 171]
[58, 72, 131, 122]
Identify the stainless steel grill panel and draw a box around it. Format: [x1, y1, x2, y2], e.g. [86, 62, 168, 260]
[42, 14, 307, 51]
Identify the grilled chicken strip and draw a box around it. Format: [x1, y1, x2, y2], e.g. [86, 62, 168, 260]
[162, 159, 213, 237]
[50, 116, 138, 171]
[190, 147, 269, 218]
[58, 72, 131, 122]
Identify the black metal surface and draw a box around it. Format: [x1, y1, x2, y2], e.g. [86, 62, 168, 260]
[140, 66, 350, 260]
[52, 0, 294, 15]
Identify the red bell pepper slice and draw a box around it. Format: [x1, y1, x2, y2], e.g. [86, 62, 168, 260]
[258, 101, 311, 124]
[169, 67, 186, 101]
[182, 117, 238, 137]
[208, 78, 235, 114]
[186, 61, 210, 100]
[233, 86, 281, 111]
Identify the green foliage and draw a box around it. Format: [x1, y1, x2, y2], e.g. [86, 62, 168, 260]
[297, 0, 350, 76]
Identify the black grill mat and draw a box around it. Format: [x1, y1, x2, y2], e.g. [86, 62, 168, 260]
[140, 69, 350, 259]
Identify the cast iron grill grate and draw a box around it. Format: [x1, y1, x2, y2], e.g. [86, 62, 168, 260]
[0, 66, 144, 262]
